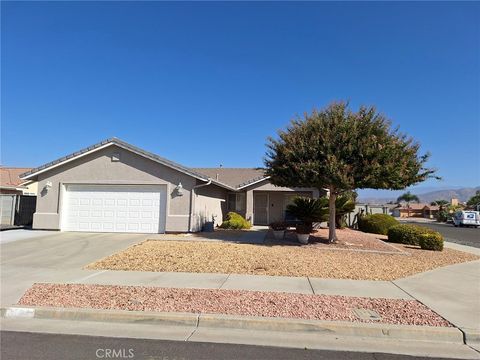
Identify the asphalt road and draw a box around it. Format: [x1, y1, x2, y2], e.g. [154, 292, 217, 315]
[404, 222, 479, 248]
[0, 331, 448, 360]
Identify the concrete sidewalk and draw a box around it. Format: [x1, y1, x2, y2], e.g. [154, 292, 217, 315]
[2, 232, 478, 326]
[394, 259, 480, 349]
[2, 231, 479, 353]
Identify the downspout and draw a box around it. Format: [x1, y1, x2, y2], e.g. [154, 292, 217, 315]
[188, 179, 212, 232]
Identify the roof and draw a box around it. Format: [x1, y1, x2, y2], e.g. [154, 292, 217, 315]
[192, 168, 267, 189]
[19, 138, 268, 191]
[20, 138, 213, 182]
[1, 167, 32, 188]
[395, 203, 430, 211]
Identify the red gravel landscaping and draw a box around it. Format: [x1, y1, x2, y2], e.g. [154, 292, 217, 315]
[19, 283, 451, 327]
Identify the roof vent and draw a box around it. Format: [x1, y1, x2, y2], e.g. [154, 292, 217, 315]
[216, 173, 219, 180]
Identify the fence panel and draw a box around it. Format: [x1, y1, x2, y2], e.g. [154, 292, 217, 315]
[0, 195, 16, 225]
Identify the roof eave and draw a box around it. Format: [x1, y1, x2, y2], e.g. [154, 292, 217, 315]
[20, 138, 211, 183]
[236, 176, 270, 190]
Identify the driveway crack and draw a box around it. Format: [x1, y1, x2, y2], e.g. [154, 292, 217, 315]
[218, 273, 231, 289]
[307, 277, 315, 295]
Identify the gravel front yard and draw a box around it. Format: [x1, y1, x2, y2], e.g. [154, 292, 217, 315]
[86, 240, 479, 280]
[19, 283, 451, 327]
[268, 228, 400, 253]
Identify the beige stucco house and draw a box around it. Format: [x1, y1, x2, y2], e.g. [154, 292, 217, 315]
[20, 138, 320, 233]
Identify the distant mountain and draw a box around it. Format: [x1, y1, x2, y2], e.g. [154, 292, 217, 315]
[358, 187, 480, 204]
[416, 187, 480, 204]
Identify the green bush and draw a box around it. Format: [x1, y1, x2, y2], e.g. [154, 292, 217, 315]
[357, 214, 399, 235]
[419, 232, 444, 251]
[220, 212, 251, 230]
[387, 224, 438, 246]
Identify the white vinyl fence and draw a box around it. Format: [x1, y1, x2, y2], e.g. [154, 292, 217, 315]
[346, 204, 393, 228]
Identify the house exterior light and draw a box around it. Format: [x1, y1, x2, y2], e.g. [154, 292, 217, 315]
[44, 181, 53, 193]
[175, 182, 183, 196]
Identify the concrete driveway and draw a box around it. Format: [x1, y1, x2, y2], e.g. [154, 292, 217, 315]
[1, 231, 148, 307]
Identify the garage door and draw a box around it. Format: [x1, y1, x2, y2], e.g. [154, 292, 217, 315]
[61, 185, 167, 233]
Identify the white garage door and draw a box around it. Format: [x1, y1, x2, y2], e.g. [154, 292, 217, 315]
[61, 185, 167, 233]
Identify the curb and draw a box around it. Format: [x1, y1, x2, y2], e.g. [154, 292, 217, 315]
[1, 306, 464, 344]
[462, 328, 480, 351]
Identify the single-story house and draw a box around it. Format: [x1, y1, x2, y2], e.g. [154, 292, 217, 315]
[391, 203, 439, 218]
[20, 138, 321, 233]
[1, 167, 37, 195]
[422, 205, 440, 219]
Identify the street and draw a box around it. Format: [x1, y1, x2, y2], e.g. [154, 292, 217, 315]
[0, 331, 453, 360]
[404, 222, 479, 248]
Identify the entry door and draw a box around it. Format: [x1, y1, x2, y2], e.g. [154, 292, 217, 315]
[254, 193, 269, 225]
[62, 184, 167, 233]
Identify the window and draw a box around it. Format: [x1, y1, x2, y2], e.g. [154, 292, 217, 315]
[228, 193, 246, 213]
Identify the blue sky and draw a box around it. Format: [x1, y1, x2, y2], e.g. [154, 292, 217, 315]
[2, 2, 479, 195]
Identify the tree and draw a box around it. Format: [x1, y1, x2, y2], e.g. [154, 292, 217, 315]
[397, 191, 420, 204]
[467, 191, 480, 208]
[397, 191, 420, 217]
[430, 199, 449, 207]
[265, 101, 437, 242]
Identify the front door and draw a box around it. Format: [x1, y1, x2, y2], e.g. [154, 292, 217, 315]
[254, 193, 269, 225]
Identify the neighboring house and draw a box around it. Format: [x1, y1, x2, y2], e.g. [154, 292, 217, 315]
[1, 167, 37, 226]
[0, 167, 37, 195]
[392, 203, 439, 218]
[392, 204, 426, 218]
[422, 205, 439, 219]
[20, 138, 320, 233]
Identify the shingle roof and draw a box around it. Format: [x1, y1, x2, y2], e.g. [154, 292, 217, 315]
[20, 138, 211, 182]
[192, 168, 267, 189]
[1, 167, 32, 187]
[19, 138, 268, 190]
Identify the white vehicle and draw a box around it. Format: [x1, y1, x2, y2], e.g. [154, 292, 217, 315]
[453, 211, 480, 227]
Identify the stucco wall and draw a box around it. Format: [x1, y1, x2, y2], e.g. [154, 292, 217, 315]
[23, 181, 38, 196]
[32, 145, 197, 232]
[193, 184, 228, 231]
[244, 179, 320, 223]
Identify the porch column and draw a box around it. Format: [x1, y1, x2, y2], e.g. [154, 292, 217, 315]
[245, 189, 254, 224]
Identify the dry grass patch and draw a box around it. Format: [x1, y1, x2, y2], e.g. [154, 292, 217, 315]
[86, 240, 479, 281]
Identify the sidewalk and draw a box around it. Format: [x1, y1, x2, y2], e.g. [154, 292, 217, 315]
[2, 241, 478, 328]
[2, 233, 479, 357]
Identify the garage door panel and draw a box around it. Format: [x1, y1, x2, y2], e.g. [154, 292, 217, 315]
[62, 185, 166, 233]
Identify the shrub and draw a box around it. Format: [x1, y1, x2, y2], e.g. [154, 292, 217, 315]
[419, 232, 444, 251]
[220, 212, 251, 230]
[286, 197, 328, 227]
[270, 221, 287, 231]
[357, 214, 399, 235]
[387, 224, 438, 246]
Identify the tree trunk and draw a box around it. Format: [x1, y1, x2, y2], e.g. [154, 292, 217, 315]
[328, 189, 337, 243]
